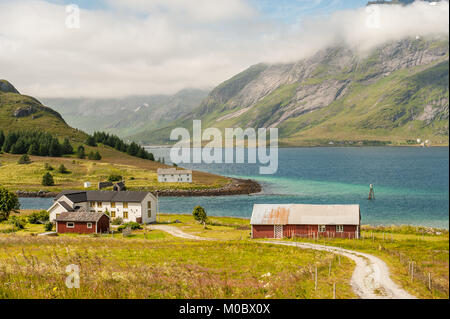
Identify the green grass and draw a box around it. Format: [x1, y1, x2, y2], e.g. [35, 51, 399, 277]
[0, 233, 355, 299]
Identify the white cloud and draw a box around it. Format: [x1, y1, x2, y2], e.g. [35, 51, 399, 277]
[0, 0, 448, 98]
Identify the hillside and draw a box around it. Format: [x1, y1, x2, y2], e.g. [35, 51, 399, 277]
[0, 80, 86, 142]
[41, 88, 209, 139]
[134, 37, 449, 146]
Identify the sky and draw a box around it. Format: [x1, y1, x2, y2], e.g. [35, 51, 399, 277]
[0, 0, 448, 98]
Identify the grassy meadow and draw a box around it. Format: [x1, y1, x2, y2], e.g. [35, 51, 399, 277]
[0, 145, 230, 192]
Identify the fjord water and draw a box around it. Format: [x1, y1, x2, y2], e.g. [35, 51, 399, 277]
[20, 147, 449, 228]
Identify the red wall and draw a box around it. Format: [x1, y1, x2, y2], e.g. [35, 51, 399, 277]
[57, 216, 110, 234]
[252, 225, 274, 238]
[252, 225, 359, 239]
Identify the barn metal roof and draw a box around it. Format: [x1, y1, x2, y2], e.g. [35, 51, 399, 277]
[250, 204, 360, 225]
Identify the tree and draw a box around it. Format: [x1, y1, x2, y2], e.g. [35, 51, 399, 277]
[85, 136, 97, 147]
[0, 130, 5, 149]
[192, 206, 207, 228]
[93, 151, 102, 160]
[17, 154, 31, 164]
[57, 164, 69, 174]
[42, 172, 55, 186]
[76, 145, 86, 159]
[62, 138, 73, 154]
[27, 143, 39, 155]
[0, 187, 20, 221]
[44, 163, 54, 171]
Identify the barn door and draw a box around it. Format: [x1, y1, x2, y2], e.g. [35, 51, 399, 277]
[274, 225, 283, 239]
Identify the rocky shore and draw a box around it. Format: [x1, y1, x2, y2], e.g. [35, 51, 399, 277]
[16, 178, 262, 198]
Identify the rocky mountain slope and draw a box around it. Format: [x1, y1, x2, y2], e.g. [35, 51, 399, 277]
[136, 37, 449, 146]
[41, 88, 209, 138]
[0, 80, 86, 142]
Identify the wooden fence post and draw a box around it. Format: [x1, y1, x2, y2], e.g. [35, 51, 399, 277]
[333, 283, 336, 299]
[315, 266, 317, 291]
[329, 261, 332, 277]
[428, 273, 432, 291]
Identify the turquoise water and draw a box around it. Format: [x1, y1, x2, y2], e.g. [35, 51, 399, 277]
[20, 147, 449, 228]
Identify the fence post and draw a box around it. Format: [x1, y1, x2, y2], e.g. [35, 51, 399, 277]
[315, 266, 317, 291]
[329, 261, 332, 277]
[428, 273, 432, 291]
[333, 283, 336, 299]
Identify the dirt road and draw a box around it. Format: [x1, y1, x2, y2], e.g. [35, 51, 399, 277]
[148, 225, 416, 299]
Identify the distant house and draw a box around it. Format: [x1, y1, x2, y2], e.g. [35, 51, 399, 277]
[157, 168, 192, 183]
[56, 211, 110, 234]
[48, 190, 157, 224]
[250, 204, 360, 239]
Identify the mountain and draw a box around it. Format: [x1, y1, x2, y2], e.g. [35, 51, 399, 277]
[41, 88, 209, 140]
[135, 37, 449, 146]
[0, 80, 86, 142]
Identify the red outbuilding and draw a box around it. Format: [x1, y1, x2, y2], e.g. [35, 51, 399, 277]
[55, 211, 110, 234]
[250, 204, 360, 239]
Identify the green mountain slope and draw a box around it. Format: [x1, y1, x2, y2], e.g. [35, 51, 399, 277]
[0, 80, 86, 142]
[133, 37, 449, 146]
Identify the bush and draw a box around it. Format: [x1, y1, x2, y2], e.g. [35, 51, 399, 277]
[44, 221, 53, 231]
[27, 210, 49, 224]
[193, 206, 207, 225]
[42, 172, 55, 186]
[44, 163, 54, 171]
[111, 217, 123, 225]
[8, 216, 26, 229]
[108, 174, 122, 182]
[118, 222, 142, 232]
[57, 164, 69, 174]
[76, 145, 86, 159]
[17, 154, 31, 164]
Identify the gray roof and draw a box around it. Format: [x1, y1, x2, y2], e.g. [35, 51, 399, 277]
[55, 190, 151, 203]
[55, 211, 107, 222]
[250, 204, 360, 225]
[58, 201, 74, 212]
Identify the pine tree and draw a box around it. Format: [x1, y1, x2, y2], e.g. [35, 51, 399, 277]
[0, 131, 4, 149]
[62, 138, 73, 154]
[76, 145, 86, 159]
[18, 154, 31, 164]
[42, 172, 55, 186]
[93, 151, 102, 160]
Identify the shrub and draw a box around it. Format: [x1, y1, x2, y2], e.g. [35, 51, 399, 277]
[118, 222, 142, 232]
[17, 154, 31, 164]
[76, 145, 86, 159]
[44, 163, 54, 171]
[0, 187, 20, 221]
[8, 216, 26, 229]
[193, 206, 207, 226]
[27, 210, 49, 224]
[57, 164, 69, 174]
[44, 221, 53, 231]
[108, 174, 122, 182]
[42, 172, 55, 186]
[111, 217, 123, 225]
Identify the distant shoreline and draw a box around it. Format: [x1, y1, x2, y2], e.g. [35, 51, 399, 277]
[15, 178, 262, 199]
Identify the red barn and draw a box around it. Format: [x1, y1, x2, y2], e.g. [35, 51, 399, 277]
[56, 211, 110, 234]
[250, 204, 360, 239]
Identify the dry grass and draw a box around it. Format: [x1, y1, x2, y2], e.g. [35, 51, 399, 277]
[0, 235, 355, 299]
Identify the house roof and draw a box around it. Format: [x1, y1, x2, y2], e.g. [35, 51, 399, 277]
[157, 168, 192, 175]
[55, 211, 107, 222]
[250, 204, 360, 225]
[55, 190, 152, 203]
[58, 201, 74, 212]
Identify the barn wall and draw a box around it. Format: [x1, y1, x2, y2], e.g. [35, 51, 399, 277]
[252, 225, 359, 239]
[252, 225, 274, 239]
[97, 215, 110, 233]
[57, 221, 96, 234]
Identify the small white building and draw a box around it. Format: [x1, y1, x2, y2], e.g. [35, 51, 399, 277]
[48, 190, 158, 224]
[84, 182, 91, 188]
[157, 168, 192, 183]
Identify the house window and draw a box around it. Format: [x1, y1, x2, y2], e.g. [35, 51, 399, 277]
[123, 202, 128, 209]
[90, 202, 95, 207]
[336, 225, 344, 233]
[87, 222, 93, 229]
[67, 222, 75, 228]
[123, 211, 128, 219]
[97, 202, 102, 208]
[147, 201, 152, 218]
[56, 213, 61, 219]
[111, 202, 116, 208]
[318, 225, 326, 233]
[111, 211, 116, 218]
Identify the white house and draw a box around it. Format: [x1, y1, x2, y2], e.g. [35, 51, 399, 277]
[157, 168, 192, 183]
[48, 190, 158, 224]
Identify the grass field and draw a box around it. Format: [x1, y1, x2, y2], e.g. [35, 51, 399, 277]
[0, 221, 355, 299]
[156, 215, 450, 299]
[0, 145, 230, 192]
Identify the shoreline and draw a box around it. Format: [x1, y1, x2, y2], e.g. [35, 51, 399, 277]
[15, 178, 262, 198]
